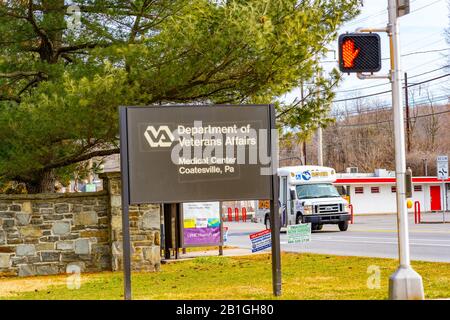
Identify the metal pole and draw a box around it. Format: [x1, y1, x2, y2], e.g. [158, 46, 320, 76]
[317, 126, 323, 166]
[316, 70, 323, 166]
[119, 107, 132, 300]
[300, 81, 307, 166]
[443, 182, 446, 223]
[219, 201, 223, 256]
[388, 0, 424, 300]
[269, 104, 282, 296]
[404, 72, 411, 152]
[173, 203, 179, 260]
[163, 204, 172, 259]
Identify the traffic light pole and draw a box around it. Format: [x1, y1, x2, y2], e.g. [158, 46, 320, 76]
[386, 0, 424, 300]
[351, 0, 424, 300]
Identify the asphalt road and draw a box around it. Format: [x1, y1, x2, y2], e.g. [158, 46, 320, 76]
[224, 212, 450, 262]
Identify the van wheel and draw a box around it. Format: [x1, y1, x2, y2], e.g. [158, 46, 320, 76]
[316, 224, 323, 231]
[265, 215, 271, 230]
[296, 214, 302, 224]
[338, 221, 348, 231]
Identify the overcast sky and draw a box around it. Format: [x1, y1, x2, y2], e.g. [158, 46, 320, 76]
[283, 0, 450, 111]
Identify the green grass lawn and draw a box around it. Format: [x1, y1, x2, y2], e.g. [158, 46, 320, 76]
[1, 252, 449, 300]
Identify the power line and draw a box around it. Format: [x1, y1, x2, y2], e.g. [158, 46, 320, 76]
[402, 48, 449, 57]
[332, 73, 450, 103]
[335, 103, 450, 128]
[402, 32, 444, 50]
[344, 9, 386, 27]
[332, 94, 450, 117]
[333, 89, 391, 103]
[342, 0, 439, 29]
[334, 66, 449, 94]
[404, 56, 447, 73]
[381, 48, 450, 61]
[409, 0, 444, 14]
[408, 66, 450, 79]
[321, 48, 450, 64]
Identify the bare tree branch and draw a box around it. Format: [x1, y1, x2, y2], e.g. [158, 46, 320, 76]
[43, 148, 120, 171]
[0, 71, 42, 78]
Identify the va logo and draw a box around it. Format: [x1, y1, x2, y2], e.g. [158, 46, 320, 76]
[301, 171, 311, 181]
[144, 126, 175, 147]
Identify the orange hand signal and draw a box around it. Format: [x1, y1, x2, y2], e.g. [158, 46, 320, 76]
[342, 39, 360, 68]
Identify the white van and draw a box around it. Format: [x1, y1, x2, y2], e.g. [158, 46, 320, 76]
[255, 166, 350, 231]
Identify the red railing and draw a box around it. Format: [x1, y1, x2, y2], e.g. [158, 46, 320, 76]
[234, 207, 239, 222]
[414, 201, 421, 224]
[349, 204, 354, 224]
[242, 207, 247, 222]
[227, 207, 232, 222]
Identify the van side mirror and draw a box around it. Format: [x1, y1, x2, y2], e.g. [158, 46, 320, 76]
[290, 189, 296, 200]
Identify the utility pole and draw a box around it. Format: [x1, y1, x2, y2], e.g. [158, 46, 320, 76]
[404, 72, 411, 152]
[317, 127, 323, 166]
[300, 81, 307, 165]
[303, 142, 307, 165]
[316, 69, 323, 166]
[338, 0, 423, 299]
[423, 158, 428, 176]
[387, 0, 424, 300]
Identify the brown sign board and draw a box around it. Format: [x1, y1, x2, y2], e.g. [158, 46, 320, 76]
[119, 104, 281, 300]
[120, 105, 275, 204]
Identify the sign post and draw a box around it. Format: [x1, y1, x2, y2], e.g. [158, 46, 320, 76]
[119, 104, 280, 299]
[386, 0, 424, 300]
[337, 0, 424, 299]
[437, 156, 448, 223]
[119, 107, 132, 301]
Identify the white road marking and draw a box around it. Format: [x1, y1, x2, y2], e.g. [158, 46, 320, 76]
[298, 238, 450, 247]
[310, 235, 450, 243]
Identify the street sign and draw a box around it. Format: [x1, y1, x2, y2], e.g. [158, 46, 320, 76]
[338, 33, 382, 73]
[437, 155, 448, 180]
[287, 223, 311, 244]
[249, 229, 272, 253]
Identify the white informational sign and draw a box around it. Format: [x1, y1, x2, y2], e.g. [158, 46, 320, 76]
[182, 202, 221, 246]
[437, 155, 448, 180]
[287, 223, 311, 244]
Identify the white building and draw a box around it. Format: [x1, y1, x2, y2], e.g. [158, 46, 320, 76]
[334, 169, 450, 215]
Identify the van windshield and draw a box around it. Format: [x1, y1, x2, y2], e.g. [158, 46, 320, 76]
[296, 183, 340, 199]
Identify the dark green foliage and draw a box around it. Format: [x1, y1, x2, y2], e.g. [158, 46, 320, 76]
[0, 0, 359, 192]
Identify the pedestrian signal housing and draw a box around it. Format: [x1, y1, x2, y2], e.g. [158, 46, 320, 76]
[338, 33, 382, 73]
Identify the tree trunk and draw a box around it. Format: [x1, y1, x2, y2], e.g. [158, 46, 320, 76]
[26, 169, 56, 194]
